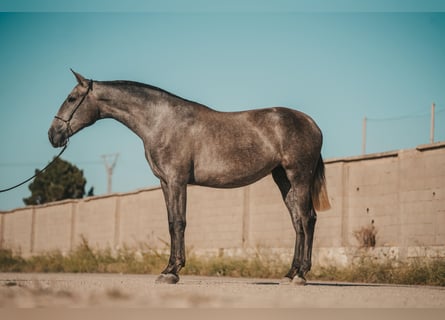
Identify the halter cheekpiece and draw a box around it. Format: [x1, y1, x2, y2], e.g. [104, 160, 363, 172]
[54, 79, 93, 132]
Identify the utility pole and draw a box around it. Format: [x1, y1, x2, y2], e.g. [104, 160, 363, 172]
[101, 153, 119, 194]
[430, 102, 435, 144]
[362, 116, 367, 155]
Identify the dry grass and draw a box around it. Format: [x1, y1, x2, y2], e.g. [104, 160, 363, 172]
[353, 221, 377, 248]
[1, 240, 443, 286]
[183, 250, 289, 278]
[311, 258, 445, 286]
[0, 237, 168, 275]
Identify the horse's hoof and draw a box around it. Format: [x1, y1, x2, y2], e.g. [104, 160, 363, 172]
[291, 275, 307, 286]
[280, 277, 292, 285]
[155, 273, 180, 284]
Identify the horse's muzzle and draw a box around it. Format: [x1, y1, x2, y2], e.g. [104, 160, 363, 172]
[48, 126, 68, 148]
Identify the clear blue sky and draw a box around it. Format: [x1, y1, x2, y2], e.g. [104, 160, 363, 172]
[1, 1, 445, 210]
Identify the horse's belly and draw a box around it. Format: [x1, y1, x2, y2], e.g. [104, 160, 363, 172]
[192, 161, 277, 188]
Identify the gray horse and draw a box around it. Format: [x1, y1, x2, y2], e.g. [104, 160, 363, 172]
[49, 70, 330, 284]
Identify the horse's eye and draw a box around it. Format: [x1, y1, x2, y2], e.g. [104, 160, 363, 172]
[67, 96, 76, 103]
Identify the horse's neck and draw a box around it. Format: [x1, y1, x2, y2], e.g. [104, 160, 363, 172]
[96, 85, 158, 141]
[96, 81, 215, 145]
[96, 82, 199, 144]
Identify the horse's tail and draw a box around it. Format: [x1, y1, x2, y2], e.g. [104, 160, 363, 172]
[311, 155, 331, 211]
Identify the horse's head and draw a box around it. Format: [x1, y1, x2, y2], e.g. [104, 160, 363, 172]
[48, 70, 99, 147]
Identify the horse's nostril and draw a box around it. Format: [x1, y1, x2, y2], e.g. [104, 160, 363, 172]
[48, 127, 61, 147]
[48, 128, 54, 144]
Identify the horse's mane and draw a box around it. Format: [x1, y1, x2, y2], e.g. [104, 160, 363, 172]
[102, 80, 203, 106]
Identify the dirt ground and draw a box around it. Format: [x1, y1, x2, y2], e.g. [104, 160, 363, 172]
[0, 273, 444, 308]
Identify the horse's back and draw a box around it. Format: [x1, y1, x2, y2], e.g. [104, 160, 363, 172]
[189, 106, 322, 187]
[194, 106, 322, 153]
[213, 106, 322, 149]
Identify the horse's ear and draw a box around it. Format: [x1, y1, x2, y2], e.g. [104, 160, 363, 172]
[70, 69, 88, 87]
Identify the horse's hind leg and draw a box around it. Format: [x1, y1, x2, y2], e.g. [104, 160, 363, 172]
[272, 166, 316, 285]
[286, 185, 316, 285]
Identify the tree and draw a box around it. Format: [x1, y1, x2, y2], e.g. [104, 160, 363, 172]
[87, 186, 95, 197]
[23, 157, 87, 205]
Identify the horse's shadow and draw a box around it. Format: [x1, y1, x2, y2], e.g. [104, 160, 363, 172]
[252, 281, 385, 287]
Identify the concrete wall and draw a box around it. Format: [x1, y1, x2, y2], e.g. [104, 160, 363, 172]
[1, 142, 444, 266]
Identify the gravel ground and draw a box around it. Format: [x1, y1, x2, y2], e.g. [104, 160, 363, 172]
[0, 273, 444, 308]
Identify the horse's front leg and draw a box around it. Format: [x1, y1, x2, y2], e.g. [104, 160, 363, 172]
[156, 181, 187, 284]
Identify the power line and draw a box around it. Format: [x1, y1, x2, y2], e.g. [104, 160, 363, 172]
[362, 102, 444, 154]
[367, 106, 445, 122]
[0, 161, 102, 168]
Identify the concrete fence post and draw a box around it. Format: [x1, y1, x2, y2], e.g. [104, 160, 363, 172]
[396, 152, 403, 255]
[242, 186, 250, 249]
[362, 116, 367, 155]
[113, 197, 121, 250]
[340, 162, 350, 247]
[0, 213, 4, 249]
[430, 102, 435, 144]
[30, 207, 36, 253]
[70, 202, 77, 251]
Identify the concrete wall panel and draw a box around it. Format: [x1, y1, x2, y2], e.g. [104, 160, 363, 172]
[33, 203, 72, 254]
[248, 176, 293, 248]
[119, 188, 168, 249]
[75, 197, 116, 249]
[187, 185, 244, 250]
[1, 208, 33, 255]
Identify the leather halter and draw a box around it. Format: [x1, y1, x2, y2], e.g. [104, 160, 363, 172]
[54, 79, 93, 135]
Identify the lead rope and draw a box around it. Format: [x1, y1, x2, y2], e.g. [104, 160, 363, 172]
[0, 144, 68, 193]
[1, 78, 93, 193]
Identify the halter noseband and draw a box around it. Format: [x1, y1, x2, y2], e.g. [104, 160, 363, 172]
[54, 79, 93, 134]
